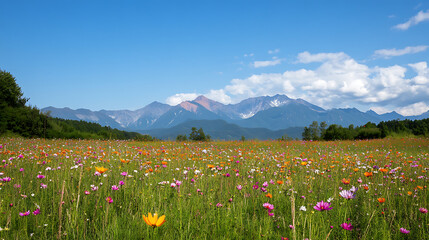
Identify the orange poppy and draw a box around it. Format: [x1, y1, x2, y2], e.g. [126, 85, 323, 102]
[377, 198, 385, 203]
[364, 172, 373, 177]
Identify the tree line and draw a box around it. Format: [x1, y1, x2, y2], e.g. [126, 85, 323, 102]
[0, 69, 152, 141]
[302, 119, 429, 141]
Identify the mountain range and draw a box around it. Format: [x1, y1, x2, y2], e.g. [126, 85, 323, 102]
[42, 94, 429, 140]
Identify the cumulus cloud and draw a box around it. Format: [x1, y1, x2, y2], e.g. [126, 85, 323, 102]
[393, 9, 429, 30]
[397, 102, 429, 116]
[373, 45, 428, 59]
[253, 59, 282, 68]
[166, 93, 200, 106]
[166, 51, 429, 115]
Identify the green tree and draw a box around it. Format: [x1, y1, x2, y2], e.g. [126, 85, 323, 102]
[0, 70, 28, 108]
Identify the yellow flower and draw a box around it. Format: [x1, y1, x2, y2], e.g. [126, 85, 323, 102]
[143, 212, 166, 228]
[95, 167, 108, 174]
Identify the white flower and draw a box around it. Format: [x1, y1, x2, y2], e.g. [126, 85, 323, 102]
[299, 206, 307, 211]
[327, 197, 334, 202]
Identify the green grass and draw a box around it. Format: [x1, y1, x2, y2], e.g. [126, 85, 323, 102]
[0, 138, 427, 239]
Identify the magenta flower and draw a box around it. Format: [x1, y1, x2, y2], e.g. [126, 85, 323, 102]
[37, 175, 45, 179]
[400, 228, 410, 234]
[253, 184, 259, 190]
[262, 181, 268, 187]
[121, 172, 127, 176]
[419, 208, 428, 213]
[340, 222, 353, 230]
[2, 177, 11, 182]
[314, 201, 333, 211]
[84, 191, 90, 195]
[33, 208, 40, 215]
[237, 185, 242, 190]
[106, 196, 113, 204]
[119, 180, 125, 186]
[19, 211, 30, 216]
[216, 203, 223, 207]
[111, 185, 119, 190]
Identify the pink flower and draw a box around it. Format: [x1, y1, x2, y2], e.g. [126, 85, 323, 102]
[37, 175, 45, 179]
[340, 222, 353, 230]
[121, 172, 127, 176]
[40, 183, 47, 189]
[33, 208, 40, 215]
[419, 208, 428, 213]
[84, 191, 90, 195]
[111, 185, 119, 190]
[216, 203, 223, 207]
[175, 180, 182, 186]
[400, 228, 410, 234]
[19, 211, 30, 216]
[106, 196, 113, 204]
[119, 180, 125, 186]
[94, 171, 101, 176]
[262, 181, 268, 187]
[263, 203, 274, 211]
[314, 201, 333, 211]
[237, 185, 242, 190]
[3, 177, 11, 182]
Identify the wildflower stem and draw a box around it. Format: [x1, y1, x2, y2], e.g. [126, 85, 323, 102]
[57, 180, 65, 239]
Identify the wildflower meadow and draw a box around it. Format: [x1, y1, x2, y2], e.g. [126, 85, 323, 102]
[0, 137, 427, 239]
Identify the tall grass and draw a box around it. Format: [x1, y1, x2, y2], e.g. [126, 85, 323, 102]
[0, 138, 427, 239]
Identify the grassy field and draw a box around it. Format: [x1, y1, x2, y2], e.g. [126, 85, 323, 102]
[0, 137, 427, 239]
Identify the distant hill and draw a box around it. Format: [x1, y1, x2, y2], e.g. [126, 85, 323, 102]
[139, 119, 303, 140]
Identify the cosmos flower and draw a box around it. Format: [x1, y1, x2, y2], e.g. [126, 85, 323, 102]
[263, 203, 274, 211]
[399, 228, 410, 234]
[143, 212, 166, 228]
[37, 175, 45, 179]
[314, 201, 333, 211]
[106, 196, 113, 204]
[19, 211, 30, 216]
[419, 208, 428, 213]
[339, 190, 356, 199]
[341, 222, 353, 230]
[237, 185, 242, 190]
[111, 185, 119, 190]
[33, 208, 40, 215]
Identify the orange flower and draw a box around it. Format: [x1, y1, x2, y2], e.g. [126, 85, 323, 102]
[377, 198, 385, 203]
[120, 159, 130, 163]
[143, 212, 166, 228]
[276, 180, 284, 185]
[95, 167, 108, 174]
[161, 161, 168, 165]
[353, 168, 359, 172]
[265, 193, 272, 198]
[301, 162, 308, 166]
[379, 168, 388, 173]
[363, 186, 369, 190]
[407, 191, 412, 196]
[207, 164, 215, 169]
[364, 172, 373, 177]
[341, 178, 350, 185]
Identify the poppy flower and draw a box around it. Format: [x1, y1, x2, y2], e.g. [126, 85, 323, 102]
[95, 167, 108, 174]
[377, 198, 385, 203]
[143, 212, 166, 228]
[364, 172, 373, 177]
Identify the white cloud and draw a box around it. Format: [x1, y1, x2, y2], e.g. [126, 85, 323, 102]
[268, 49, 280, 54]
[166, 93, 199, 106]
[373, 45, 428, 59]
[370, 106, 392, 115]
[409, 62, 429, 84]
[296, 51, 348, 63]
[253, 59, 282, 68]
[397, 102, 429, 116]
[166, 51, 429, 114]
[393, 9, 429, 30]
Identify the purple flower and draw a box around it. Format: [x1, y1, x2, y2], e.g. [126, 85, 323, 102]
[419, 208, 428, 213]
[314, 201, 333, 211]
[339, 190, 356, 199]
[400, 228, 410, 234]
[33, 208, 40, 215]
[340, 222, 353, 230]
[253, 184, 259, 190]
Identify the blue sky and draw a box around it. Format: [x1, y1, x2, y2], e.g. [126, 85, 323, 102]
[1, 1, 428, 115]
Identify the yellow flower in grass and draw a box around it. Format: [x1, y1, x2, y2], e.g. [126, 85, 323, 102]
[143, 212, 166, 228]
[95, 167, 108, 174]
